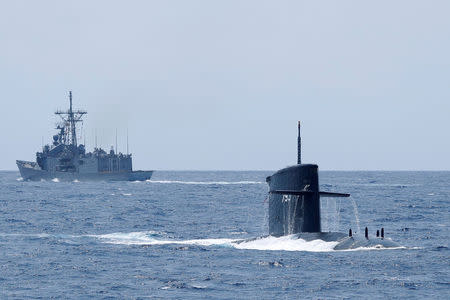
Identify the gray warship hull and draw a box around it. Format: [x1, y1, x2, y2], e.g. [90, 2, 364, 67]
[17, 160, 153, 182]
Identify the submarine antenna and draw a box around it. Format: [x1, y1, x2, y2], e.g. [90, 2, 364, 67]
[297, 121, 301, 164]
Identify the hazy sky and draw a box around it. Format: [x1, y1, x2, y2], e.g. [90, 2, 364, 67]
[1, 1, 449, 170]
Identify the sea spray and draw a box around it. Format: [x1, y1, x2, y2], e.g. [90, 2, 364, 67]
[351, 197, 361, 234]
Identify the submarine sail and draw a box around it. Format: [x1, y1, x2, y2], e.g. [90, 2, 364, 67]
[266, 121, 349, 236]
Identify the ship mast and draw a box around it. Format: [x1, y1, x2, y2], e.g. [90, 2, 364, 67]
[69, 91, 75, 146]
[55, 91, 87, 147]
[297, 121, 301, 165]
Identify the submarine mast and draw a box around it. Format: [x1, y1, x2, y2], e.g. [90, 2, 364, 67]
[297, 121, 301, 165]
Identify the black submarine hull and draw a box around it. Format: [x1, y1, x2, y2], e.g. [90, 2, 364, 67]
[234, 232, 401, 251]
[265, 163, 400, 250]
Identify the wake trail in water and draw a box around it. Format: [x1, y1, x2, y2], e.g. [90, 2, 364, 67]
[91, 231, 402, 252]
[93, 231, 338, 252]
[95, 231, 236, 247]
[342, 183, 421, 188]
[0, 231, 407, 252]
[145, 180, 264, 185]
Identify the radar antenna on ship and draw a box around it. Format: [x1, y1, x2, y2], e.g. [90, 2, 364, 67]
[54, 91, 87, 147]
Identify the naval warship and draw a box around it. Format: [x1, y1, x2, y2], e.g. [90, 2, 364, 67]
[16, 91, 153, 181]
[262, 122, 399, 250]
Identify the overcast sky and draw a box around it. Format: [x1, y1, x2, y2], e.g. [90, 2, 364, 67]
[1, 1, 449, 170]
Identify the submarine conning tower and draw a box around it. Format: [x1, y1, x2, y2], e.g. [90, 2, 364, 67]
[266, 121, 349, 236]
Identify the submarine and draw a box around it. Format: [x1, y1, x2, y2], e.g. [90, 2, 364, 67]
[263, 122, 400, 250]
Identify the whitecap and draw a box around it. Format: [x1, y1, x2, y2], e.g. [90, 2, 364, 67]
[51, 178, 60, 182]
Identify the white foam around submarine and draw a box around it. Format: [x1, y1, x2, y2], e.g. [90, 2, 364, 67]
[94, 232, 339, 252]
[234, 235, 339, 252]
[95, 231, 235, 246]
[1, 231, 407, 252]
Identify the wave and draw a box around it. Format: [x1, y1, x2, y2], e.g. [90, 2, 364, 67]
[0, 233, 52, 238]
[92, 231, 396, 252]
[51, 178, 60, 182]
[0, 231, 407, 252]
[145, 180, 264, 185]
[342, 183, 421, 188]
[94, 231, 236, 247]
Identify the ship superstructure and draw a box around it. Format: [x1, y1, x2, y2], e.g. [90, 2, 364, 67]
[17, 91, 152, 181]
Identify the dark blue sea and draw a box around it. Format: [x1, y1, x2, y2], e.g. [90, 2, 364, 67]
[1, 171, 449, 299]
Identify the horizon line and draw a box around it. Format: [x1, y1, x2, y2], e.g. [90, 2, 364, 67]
[1, 169, 450, 172]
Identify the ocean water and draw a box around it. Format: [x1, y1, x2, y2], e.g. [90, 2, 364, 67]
[0, 170, 449, 299]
